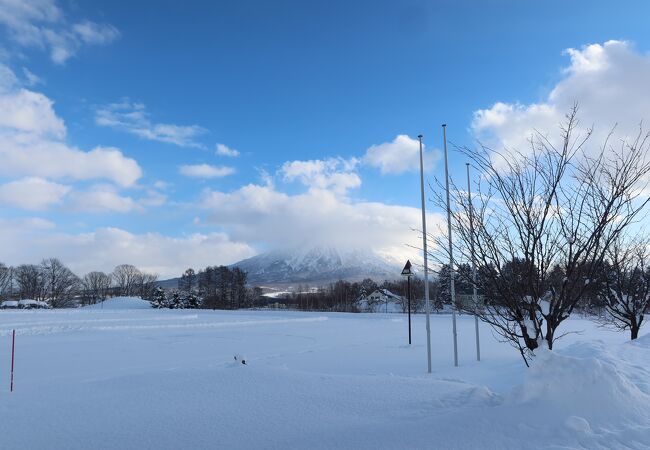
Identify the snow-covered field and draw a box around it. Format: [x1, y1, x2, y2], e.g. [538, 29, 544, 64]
[1, 298, 649, 449]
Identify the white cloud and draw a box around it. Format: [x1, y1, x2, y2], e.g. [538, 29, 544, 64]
[153, 180, 171, 190]
[21, 67, 42, 86]
[69, 185, 141, 213]
[0, 176, 70, 210]
[281, 157, 361, 195]
[0, 64, 144, 216]
[140, 189, 167, 207]
[0, 135, 142, 187]
[472, 40, 650, 155]
[0, 178, 160, 214]
[258, 168, 274, 188]
[0, 65, 142, 187]
[96, 101, 207, 148]
[363, 134, 440, 175]
[0, 63, 18, 91]
[200, 183, 442, 265]
[195, 149, 444, 263]
[0, 0, 120, 64]
[17, 217, 56, 229]
[0, 221, 256, 279]
[72, 20, 119, 45]
[216, 143, 240, 157]
[179, 164, 235, 178]
[0, 84, 65, 138]
[0, 0, 63, 47]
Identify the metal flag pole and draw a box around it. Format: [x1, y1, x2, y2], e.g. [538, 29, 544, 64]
[467, 163, 481, 362]
[418, 135, 432, 374]
[443, 124, 459, 367]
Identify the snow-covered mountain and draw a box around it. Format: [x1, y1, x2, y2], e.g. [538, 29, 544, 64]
[232, 245, 400, 285]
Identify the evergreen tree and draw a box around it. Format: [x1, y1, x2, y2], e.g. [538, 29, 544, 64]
[436, 264, 472, 306]
[150, 287, 167, 309]
[186, 291, 201, 308]
[169, 290, 183, 309]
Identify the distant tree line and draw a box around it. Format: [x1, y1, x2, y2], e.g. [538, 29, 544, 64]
[149, 266, 262, 310]
[281, 280, 371, 312]
[0, 260, 158, 308]
[198, 266, 248, 309]
[272, 278, 430, 313]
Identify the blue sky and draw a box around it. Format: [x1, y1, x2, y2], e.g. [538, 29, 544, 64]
[1, 0, 650, 277]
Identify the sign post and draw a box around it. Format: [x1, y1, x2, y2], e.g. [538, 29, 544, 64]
[401, 260, 414, 345]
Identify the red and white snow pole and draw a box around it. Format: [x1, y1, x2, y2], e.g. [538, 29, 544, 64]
[10, 329, 15, 392]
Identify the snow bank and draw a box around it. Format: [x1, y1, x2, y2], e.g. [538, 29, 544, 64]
[1, 300, 19, 308]
[512, 339, 650, 433]
[88, 297, 152, 310]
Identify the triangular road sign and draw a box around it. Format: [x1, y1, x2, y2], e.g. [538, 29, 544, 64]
[401, 260, 413, 276]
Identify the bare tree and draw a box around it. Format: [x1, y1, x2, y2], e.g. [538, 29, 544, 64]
[138, 272, 159, 300]
[231, 267, 247, 309]
[0, 263, 11, 299]
[82, 271, 112, 304]
[432, 108, 650, 364]
[40, 258, 80, 307]
[598, 237, 650, 340]
[112, 264, 142, 296]
[198, 266, 250, 310]
[15, 264, 45, 300]
[179, 268, 196, 293]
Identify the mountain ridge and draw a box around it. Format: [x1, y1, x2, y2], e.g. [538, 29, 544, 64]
[233, 245, 400, 285]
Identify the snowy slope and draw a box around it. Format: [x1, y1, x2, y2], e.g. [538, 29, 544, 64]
[0, 309, 649, 449]
[233, 245, 400, 285]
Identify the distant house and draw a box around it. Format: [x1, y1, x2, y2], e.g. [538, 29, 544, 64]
[359, 289, 403, 313]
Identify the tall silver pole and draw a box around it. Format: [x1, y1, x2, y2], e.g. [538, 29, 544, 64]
[418, 134, 432, 374]
[443, 124, 459, 367]
[467, 163, 480, 362]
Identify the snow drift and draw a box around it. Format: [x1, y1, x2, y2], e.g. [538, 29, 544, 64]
[85, 296, 152, 310]
[520, 344, 648, 415]
[505, 338, 650, 446]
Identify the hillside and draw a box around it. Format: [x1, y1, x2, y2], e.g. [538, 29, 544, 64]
[158, 246, 402, 288]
